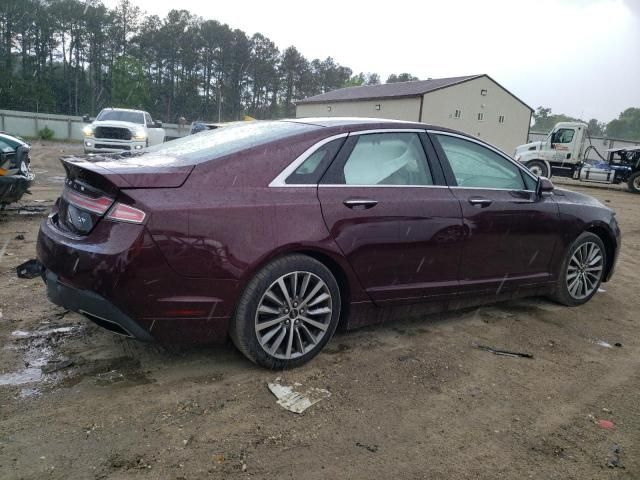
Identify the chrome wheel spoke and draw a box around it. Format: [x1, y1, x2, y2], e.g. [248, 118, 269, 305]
[299, 315, 328, 331]
[255, 271, 332, 360]
[566, 241, 603, 300]
[256, 314, 288, 332]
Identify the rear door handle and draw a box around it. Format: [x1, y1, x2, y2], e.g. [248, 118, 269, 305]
[468, 197, 493, 208]
[343, 199, 378, 210]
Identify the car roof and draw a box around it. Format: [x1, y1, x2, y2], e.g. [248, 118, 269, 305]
[289, 117, 426, 129]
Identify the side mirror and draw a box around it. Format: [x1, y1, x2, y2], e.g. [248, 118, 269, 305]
[537, 176, 554, 195]
[82, 114, 91, 123]
[153, 121, 163, 128]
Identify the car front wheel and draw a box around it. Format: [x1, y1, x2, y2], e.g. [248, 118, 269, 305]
[552, 232, 606, 306]
[527, 160, 549, 177]
[230, 254, 341, 369]
[627, 172, 640, 194]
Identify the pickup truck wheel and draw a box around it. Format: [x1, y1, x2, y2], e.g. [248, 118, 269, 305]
[527, 160, 548, 177]
[627, 172, 640, 194]
[551, 232, 605, 306]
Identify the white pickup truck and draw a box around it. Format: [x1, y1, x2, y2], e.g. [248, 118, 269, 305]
[82, 108, 165, 154]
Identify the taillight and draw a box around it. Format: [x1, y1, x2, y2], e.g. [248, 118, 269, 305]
[106, 202, 146, 224]
[63, 189, 113, 214]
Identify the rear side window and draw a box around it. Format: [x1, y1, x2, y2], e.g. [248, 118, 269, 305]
[285, 138, 345, 184]
[325, 132, 433, 186]
[435, 134, 527, 190]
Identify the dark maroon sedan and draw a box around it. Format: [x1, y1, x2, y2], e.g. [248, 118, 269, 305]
[37, 118, 621, 368]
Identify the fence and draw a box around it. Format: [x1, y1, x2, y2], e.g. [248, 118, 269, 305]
[0, 109, 191, 141]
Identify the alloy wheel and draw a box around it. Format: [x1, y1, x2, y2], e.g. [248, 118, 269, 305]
[255, 271, 333, 360]
[566, 241, 604, 300]
[529, 164, 543, 176]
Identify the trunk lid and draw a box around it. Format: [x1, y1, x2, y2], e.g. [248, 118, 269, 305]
[56, 154, 192, 235]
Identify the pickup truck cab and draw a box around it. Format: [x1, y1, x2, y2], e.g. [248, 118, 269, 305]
[82, 108, 165, 154]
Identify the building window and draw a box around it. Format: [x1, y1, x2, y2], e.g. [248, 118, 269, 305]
[481, 89, 487, 96]
[477, 112, 484, 122]
[375, 104, 381, 111]
[327, 106, 332, 112]
[498, 115, 505, 124]
[454, 109, 462, 119]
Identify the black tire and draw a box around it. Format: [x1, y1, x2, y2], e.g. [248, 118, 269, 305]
[627, 172, 640, 194]
[229, 254, 341, 369]
[551, 232, 606, 306]
[526, 160, 549, 178]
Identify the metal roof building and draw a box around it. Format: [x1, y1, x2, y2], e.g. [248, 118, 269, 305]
[296, 74, 532, 153]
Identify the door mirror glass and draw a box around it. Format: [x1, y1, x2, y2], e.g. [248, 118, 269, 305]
[537, 176, 554, 194]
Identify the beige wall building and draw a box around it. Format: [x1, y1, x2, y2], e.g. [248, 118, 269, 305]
[295, 74, 532, 154]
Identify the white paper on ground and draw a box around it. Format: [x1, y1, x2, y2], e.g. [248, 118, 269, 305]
[267, 382, 331, 414]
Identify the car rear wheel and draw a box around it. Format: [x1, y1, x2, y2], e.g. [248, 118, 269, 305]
[230, 254, 341, 369]
[527, 160, 549, 177]
[627, 172, 640, 194]
[551, 232, 606, 306]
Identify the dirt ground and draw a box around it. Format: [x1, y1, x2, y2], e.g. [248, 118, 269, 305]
[0, 141, 638, 479]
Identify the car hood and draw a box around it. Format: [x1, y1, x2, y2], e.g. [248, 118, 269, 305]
[91, 120, 144, 130]
[554, 187, 609, 210]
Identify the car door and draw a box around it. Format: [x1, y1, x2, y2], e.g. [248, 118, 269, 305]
[429, 131, 561, 294]
[145, 112, 164, 145]
[317, 129, 464, 305]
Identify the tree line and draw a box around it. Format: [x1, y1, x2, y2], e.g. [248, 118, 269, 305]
[532, 106, 640, 141]
[0, 0, 419, 123]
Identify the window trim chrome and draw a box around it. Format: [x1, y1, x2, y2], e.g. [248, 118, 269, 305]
[428, 129, 539, 191]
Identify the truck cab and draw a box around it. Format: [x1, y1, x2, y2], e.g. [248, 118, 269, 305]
[82, 108, 165, 154]
[515, 122, 587, 178]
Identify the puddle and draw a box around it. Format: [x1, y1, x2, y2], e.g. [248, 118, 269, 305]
[0, 325, 82, 390]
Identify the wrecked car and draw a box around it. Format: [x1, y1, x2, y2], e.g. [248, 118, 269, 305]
[0, 132, 34, 206]
[36, 118, 620, 369]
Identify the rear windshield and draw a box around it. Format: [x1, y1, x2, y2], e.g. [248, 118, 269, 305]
[142, 121, 317, 164]
[97, 110, 145, 124]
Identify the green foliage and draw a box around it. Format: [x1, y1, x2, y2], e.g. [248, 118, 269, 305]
[0, 0, 369, 122]
[386, 73, 419, 83]
[38, 126, 54, 140]
[606, 108, 640, 140]
[111, 56, 150, 108]
[531, 106, 581, 133]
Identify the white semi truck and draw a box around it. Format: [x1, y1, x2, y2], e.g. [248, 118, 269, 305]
[514, 121, 640, 193]
[82, 108, 165, 154]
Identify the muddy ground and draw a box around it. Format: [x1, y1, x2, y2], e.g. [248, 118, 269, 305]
[0, 141, 638, 479]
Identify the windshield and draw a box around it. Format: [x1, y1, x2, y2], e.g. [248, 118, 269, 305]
[140, 121, 318, 164]
[96, 110, 145, 124]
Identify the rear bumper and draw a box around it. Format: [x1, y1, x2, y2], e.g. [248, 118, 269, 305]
[37, 214, 238, 344]
[44, 269, 154, 341]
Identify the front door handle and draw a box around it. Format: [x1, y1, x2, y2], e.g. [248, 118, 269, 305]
[468, 197, 493, 208]
[343, 198, 378, 210]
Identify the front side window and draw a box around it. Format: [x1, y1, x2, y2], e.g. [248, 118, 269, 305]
[552, 128, 575, 144]
[336, 133, 433, 186]
[435, 134, 528, 190]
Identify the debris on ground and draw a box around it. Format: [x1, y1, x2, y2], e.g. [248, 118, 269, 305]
[16, 259, 43, 279]
[474, 344, 533, 359]
[594, 340, 613, 348]
[15, 233, 25, 240]
[267, 380, 331, 414]
[356, 442, 379, 453]
[606, 443, 624, 469]
[598, 287, 606, 293]
[614, 342, 622, 347]
[597, 419, 615, 429]
[41, 359, 74, 374]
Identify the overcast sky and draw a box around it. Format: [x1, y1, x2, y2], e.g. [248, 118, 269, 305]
[104, 0, 639, 122]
